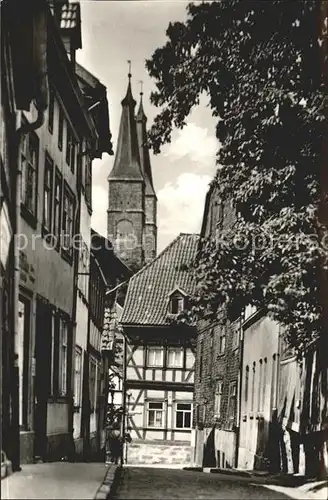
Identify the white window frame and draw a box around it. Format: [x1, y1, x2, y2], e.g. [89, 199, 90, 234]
[147, 401, 164, 428]
[218, 327, 226, 355]
[147, 346, 163, 367]
[170, 294, 185, 315]
[214, 380, 223, 418]
[20, 129, 39, 215]
[43, 155, 53, 230]
[175, 402, 192, 429]
[62, 184, 74, 254]
[59, 318, 68, 396]
[74, 347, 82, 408]
[89, 356, 97, 412]
[227, 381, 237, 428]
[167, 347, 183, 368]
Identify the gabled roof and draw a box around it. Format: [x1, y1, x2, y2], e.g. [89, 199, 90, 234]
[136, 94, 157, 199]
[108, 77, 144, 181]
[167, 287, 188, 297]
[121, 233, 199, 326]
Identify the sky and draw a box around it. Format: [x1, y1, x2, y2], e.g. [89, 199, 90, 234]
[76, 0, 218, 252]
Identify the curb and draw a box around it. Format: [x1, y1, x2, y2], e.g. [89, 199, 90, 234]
[94, 464, 121, 500]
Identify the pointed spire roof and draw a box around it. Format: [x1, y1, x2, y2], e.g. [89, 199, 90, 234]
[108, 72, 144, 181]
[136, 92, 157, 198]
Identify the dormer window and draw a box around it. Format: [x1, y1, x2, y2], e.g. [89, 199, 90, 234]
[168, 288, 187, 315]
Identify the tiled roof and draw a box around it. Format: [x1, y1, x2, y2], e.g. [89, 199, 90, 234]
[60, 2, 79, 30]
[121, 233, 199, 326]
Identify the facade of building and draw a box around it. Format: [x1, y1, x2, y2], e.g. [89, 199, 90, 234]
[88, 231, 132, 460]
[120, 233, 198, 465]
[193, 183, 242, 469]
[18, 2, 101, 463]
[238, 310, 281, 471]
[107, 74, 157, 273]
[0, 0, 50, 471]
[193, 181, 328, 478]
[1, 0, 116, 467]
[72, 58, 113, 460]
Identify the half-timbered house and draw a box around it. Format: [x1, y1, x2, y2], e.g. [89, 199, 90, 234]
[120, 233, 199, 465]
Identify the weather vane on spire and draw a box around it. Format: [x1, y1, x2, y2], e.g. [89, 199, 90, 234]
[127, 60, 132, 79]
[138, 80, 144, 96]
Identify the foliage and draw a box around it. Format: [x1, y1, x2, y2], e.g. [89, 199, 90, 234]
[146, 0, 328, 358]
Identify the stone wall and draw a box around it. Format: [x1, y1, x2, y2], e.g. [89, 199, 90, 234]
[126, 440, 192, 466]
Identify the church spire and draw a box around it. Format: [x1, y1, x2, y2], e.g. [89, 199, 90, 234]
[136, 86, 156, 198]
[108, 64, 143, 180]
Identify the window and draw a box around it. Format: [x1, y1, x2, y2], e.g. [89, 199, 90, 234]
[43, 155, 53, 231]
[218, 326, 226, 355]
[147, 346, 163, 367]
[74, 347, 82, 408]
[227, 381, 237, 428]
[50, 310, 55, 396]
[62, 184, 75, 255]
[258, 359, 263, 412]
[148, 402, 163, 428]
[176, 403, 192, 428]
[58, 317, 68, 396]
[53, 169, 62, 240]
[48, 88, 54, 134]
[198, 340, 203, 382]
[167, 347, 183, 368]
[85, 155, 92, 207]
[170, 293, 185, 314]
[251, 362, 256, 412]
[89, 357, 97, 412]
[262, 358, 267, 412]
[271, 354, 278, 409]
[245, 365, 249, 409]
[58, 108, 64, 150]
[20, 129, 39, 216]
[186, 348, 194, 369]
[217, 201, 224, 227]
[66, 126, 76, 173]
[17, 297, 30, 428]
[214, 380, 223, 418]
[231, 321, 240, 350]
[209, 330, 214, 372]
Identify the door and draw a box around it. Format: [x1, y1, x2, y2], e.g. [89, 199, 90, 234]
[34, 299, 52, 460]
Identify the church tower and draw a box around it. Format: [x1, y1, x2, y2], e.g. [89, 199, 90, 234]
[136, 89, 157, 264]
[107, 71, 157, 272]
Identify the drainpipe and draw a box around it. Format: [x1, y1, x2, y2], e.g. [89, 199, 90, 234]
[69, 146, 83, 461]
[12, 110, 45, 471]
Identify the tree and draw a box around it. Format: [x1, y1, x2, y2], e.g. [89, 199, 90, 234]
[146, 0, 328, 358]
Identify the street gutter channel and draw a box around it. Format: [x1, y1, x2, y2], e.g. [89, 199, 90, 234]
[94, 465, 121, 500]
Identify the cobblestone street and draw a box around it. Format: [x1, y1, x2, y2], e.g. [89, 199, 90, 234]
[111, 467, 290, 499]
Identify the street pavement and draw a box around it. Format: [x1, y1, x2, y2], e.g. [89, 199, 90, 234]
[1, 462, 108, 499]
[111, 467, 292, 499]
